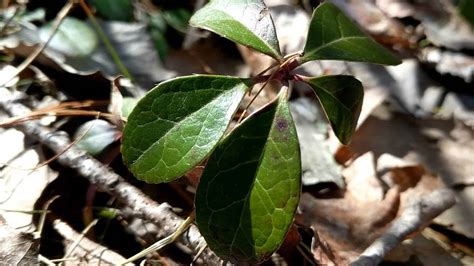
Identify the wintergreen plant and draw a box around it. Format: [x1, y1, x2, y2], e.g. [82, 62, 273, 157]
[121, 1, 400, 263]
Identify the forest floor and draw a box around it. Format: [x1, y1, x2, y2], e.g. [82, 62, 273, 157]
[0, 0, 473, 265]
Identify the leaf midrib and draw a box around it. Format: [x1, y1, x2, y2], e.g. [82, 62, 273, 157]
[131, 84, 246, 170]
[304, 36, 368, 60]
[191, 5, 280, 58]
[228, 105, 285, 255]
[310, 82, 352, 114]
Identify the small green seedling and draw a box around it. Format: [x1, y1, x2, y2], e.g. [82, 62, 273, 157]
[121, 1, 400, 263]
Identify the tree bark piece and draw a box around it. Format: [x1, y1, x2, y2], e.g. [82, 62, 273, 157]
[53, 219, 129, 265]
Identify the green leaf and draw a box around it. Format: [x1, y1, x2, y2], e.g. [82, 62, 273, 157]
[302, 3, 401, 65]
[121, 97, 139, 119]
[88, 0, 133, 22]
[149, 27, 169, 61]
[195, 88, 301, 263]
[39, 17, 98, 58]
[149, 12, 168, 32]
[163, 8, 192, 32]
[302, 75, 363, 145]
[75, 120, 120, 156]
[189, 0, 282, 59]
[121, 75, 250, 183]
[459, 0, 474, 26]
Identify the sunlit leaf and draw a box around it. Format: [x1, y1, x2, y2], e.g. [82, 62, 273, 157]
[190, 0, 282, 59]
[39, 17, 98, 58]
[75, 120, 120, 156]
[302, 3, 401, 65]
[121, 97, 138, 119]
[302, 75, 363, 144]
[121, 75, 251, 183]
[196, 88, 301, 263]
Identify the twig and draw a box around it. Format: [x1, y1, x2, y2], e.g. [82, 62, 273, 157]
[33, 195, 60, 239]
[31, 116, 100, 171]
[122, 211, 196, 264]
[350, 188, 456, 266]
[63, 219, 98, 260]
[0, 109, 116, 127]
[53, 219, 130, 265]
[0, 88, 221, 264]
[38, 255, 56, 266]
[192, 241, 208, 264]
[0, 0, 75, 88]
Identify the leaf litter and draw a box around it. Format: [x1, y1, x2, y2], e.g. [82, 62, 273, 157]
[0, 0, 473, 264]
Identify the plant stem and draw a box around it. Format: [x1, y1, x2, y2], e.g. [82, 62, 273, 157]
[237, 53, 302, 124]
[78, 0, 134, 82]
[121, 211, 196, 264]
[34, 195, 60, 239]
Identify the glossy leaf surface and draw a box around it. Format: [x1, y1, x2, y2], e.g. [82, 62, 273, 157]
[122, 75, 250, 183]
[190, 0, 282, 59]
[196, 89, 301, 263]
[302, 3, 401, 65]
[302, 75, 363, 144]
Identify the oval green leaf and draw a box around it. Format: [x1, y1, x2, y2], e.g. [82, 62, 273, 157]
[195, 88, 301, 263]
[122, 75, 251, 183]
[39, 17, 98, 58]
[189, 0, 282, 59]
[302, 75, 363, 145]
[302, 3, 401, 65]
[75, 120, 119, 156]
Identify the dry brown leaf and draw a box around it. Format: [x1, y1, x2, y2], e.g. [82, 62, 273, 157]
[300, 150, 450, 263]
[0, 216, 39, 265]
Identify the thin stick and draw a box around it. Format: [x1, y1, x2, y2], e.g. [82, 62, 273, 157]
[192, 242, 208, 264]
[47, 258, 79, 263]
[78, 0, 134, 82]
[122, 211, 196, 265]
[0, 0, 75, 87]
[63, 219, 99, 260]
[34, 195, 60, 239]
[0, 209, 50, 214]
[38, 255, 56, 266]
[31, 115, 101, 171]
[297, 242, 317, 265]
[0, 110, 116, 128]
